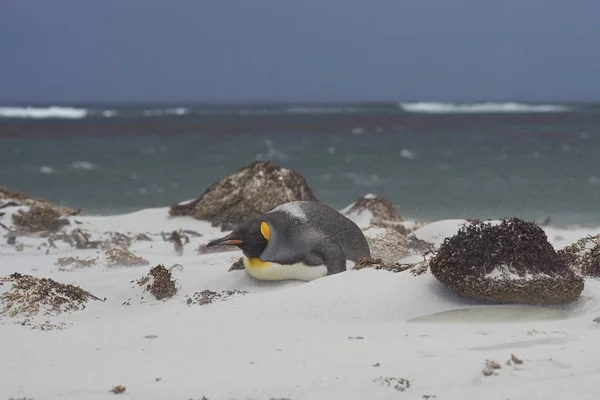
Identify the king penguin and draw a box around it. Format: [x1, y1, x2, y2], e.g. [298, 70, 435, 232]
[206, 201, 371, 281]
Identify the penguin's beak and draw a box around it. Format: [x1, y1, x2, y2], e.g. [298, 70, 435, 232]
[206, 233, 243, 247]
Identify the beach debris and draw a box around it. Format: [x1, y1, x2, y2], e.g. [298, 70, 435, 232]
[353, 257, 430, 276]
[353, 257, 412, 273]
[18, 318, 71, 331]
[11, 204, 70, 233]
[48, 228, 101, 249]
[70, 229, 98, 249]
[15, 243, 25, 252]
[0, 273, 104, 318]
[184, 289, 248, 306]
[429, 217, 585, 305]
[373, 363, 380, 367]
[162, 228, 189, 256]
[482, 360, 502, 376]
[182, 229, 203, 237]
[54, 256, 98, 269]
[169, 160, 318, 230]
[105, 247, 150, 267]
[373, 376, 410, 392]
[135, 264, 179, 300]
[557, 234, 600, 278]
[134, 232, 153, 241]
[423, 395, 437, 399]
[593, 317, 600, 323]
[228, 257, 245, 271]
[510, 354, 524, 364]
[348, 336, 364, 340]
[106, 232, 133, 248]
[6, 235, 16, 245]
[109, 385, 126, 394]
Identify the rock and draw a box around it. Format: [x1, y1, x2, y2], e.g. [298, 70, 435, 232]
[557, 234, 600, 278]
[429, 217, 584, 305]
[362, 226, 410, 264]
[169, 160, 318, 230]
[0, 186, 75, 215]
[342, 194, 404, 227]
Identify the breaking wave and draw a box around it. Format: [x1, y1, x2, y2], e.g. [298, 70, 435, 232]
[399, 102, 572, 114]
[0, 103, 576, 119]
[0, 106, 88, 119]
[141, 107, 189, 117]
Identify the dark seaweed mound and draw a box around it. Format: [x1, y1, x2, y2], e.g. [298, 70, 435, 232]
[429, 218, 584, 305]
[557, 234, 600, 278]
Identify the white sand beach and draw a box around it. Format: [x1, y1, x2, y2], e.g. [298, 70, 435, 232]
[1, 204, 599, 400]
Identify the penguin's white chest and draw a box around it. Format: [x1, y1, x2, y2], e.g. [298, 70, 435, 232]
[242, 255, 329, 281]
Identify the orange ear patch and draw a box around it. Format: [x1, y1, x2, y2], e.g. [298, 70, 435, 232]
[260, 221, 271, 241]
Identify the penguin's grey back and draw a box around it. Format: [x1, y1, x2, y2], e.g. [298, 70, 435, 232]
[268, 201, 370, 261]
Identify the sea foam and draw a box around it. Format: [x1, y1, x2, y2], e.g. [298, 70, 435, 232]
[141, 108, 189, 117]
[0, 106, 88, 119]
[399, 102, 571, 114]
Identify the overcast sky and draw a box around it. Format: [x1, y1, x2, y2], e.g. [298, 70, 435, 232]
[1, 0, 599, 104]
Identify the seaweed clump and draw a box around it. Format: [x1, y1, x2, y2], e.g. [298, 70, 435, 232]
[429, 217, 584, 305]
[228, 257, 245, 271]
[55, 256, 98, 269]
[353, 257, 429, 276]
[184, 289, 248, 306]
[12, 205, 70, 233]
[105, 247, 150, 267]
[136, 264, 179, 300]
[0, 273, 103, 317]
[557, 234, 600, 278]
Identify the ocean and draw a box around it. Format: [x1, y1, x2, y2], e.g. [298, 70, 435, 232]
[1, 102, 599, 227]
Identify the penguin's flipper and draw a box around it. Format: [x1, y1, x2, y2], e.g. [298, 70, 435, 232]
[309, 237, 347, 275]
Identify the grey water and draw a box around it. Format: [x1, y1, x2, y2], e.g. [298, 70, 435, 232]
[1, 102, 599, 227]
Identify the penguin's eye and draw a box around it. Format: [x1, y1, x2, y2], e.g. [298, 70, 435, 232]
[260, 221, 271, 241]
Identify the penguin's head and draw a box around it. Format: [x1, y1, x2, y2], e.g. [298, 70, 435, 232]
[206, 218, 271, 259]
